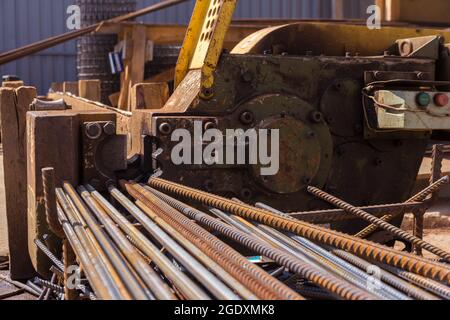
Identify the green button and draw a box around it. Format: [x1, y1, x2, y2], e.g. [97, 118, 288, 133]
[416, 92, 431, 108]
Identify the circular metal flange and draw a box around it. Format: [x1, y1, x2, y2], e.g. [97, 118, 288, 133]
[235, 94, 333, 195]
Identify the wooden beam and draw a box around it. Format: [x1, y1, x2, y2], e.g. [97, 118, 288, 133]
[0, 87, 36, 279]
[63, 81, 79, 96]
[118, 25, 148, 111]
[2, 81, 24, 89]
[130, 82, 170, 111]
[332, 0, 345, 20]
[79, 80, 101, 102]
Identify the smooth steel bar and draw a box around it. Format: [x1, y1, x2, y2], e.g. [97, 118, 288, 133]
[79, 185, 175, 300]
[64, 183, 151, 300]
[109, 187, 242, 300]
[56, 192, 123, 300]
[0, 274, 41, 297]
[308, 186, 450, 261]
[93, 186, 210, 300]
[148, 177, 450, 284]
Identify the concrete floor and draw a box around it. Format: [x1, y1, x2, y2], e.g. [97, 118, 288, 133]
[0, 145, 7, 257]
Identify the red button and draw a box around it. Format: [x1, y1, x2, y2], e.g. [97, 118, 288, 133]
[434, 93, 449, 107]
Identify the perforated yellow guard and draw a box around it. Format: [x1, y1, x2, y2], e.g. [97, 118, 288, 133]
[175, 0, 237, 91]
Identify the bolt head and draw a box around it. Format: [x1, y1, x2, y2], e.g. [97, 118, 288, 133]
[310, 111, 324, 123]
[85, 123, 102, 140]
[240, 111, 255, 125]
[159, 122, 172, 135]
[103, 122, 116, 135]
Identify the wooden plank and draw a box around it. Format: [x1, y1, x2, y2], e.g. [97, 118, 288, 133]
[145, 67, 175, 83]
[0, 87, 36, 280]
[118, 29, 133, 111]
[27, 112, 79, 276]
[50, 82, 64, 93]
[130, 82, 169, 110]
[63, 81, 79, 96]
[2, 81, 24, 89]
[79, 80, 101, 102]
[128, 26, 148, 104]
[109, 92, 121, 107]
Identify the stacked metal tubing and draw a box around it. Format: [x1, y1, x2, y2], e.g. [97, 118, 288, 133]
[147, 178, 450, 285]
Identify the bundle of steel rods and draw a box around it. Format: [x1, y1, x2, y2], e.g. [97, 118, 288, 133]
[50, 177, 450, 300]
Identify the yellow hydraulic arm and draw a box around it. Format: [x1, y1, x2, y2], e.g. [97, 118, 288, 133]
[174, 0, 237, 98]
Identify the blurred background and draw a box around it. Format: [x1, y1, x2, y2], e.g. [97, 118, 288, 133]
[0, 0, 373, 94]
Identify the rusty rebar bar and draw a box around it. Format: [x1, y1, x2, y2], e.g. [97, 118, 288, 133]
[146, 185, 376, 300]
[125, 182, 302, 300]
[290, 202, 424, 224]
[110, 187, 243, 300]
[56, 192, 122, 300]
[308, 186, 450, 261]
[41, 168, 65, 238]
[147, 177, 450, 284]
[34, 239, 64, 272]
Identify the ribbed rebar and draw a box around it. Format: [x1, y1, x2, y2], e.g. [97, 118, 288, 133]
[42, 168, 65, 238]
[381, 264, 450, 300]
[146, 186, 376, 300]
[35, 278, 65, 294]
[355, 176, 449, 238]
[148, 177, 450, 284]
[308, 186, 450, 261]
[34, 239, 64, 272]
[126, 182, 301, 300]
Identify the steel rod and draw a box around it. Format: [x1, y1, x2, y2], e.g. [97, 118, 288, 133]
[147, 177, 450, 284]
[109, 187, 242, 300]
[92, 185, 209, 300]
[145, 186, 378, 300]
